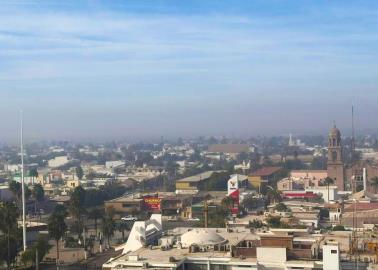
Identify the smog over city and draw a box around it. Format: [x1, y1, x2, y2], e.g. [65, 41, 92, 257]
[1, 1, 378, 270]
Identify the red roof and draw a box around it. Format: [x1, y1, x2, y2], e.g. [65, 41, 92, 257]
[282, 192, 318, 198]
[250, 167, 282, 177]
[344, 202, 378, 212]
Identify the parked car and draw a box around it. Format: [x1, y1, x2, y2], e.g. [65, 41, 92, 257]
[121, 215, 138, 222]
[188, 217, 200, 221]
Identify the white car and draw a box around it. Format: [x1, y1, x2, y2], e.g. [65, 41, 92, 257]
[121, 215, 138, 222]
[188, 217, 200, 221]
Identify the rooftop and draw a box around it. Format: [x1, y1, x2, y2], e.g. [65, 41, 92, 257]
[180, 229, 227, 247]
[343, 202, 378, 211]
[176, 171, 217, 183]
[250, 167, 282, 177]
[208, 144, 249, 154]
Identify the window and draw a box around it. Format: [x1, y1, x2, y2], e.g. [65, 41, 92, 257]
[210, 264, 231, 270]
[331, 250, 337, 254]
[186, 264, 207, 270]
[332, 151, 337, 162]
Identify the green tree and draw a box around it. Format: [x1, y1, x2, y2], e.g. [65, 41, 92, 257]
[332, 225, 346, 231]
[54, 205, 68, 218]
[370, 177, 378, 193]
[48, 210, 67, 269]
[32, 183, 44, 215]
[21, 234, 51, 268]
[267, 186, 282, 204]
[242, 195, 258, 211]
[76, 166, 84, 180]
[266, 216, 288, 228]
[0, 202, 21, 270]
[29, 168, 39, 183]
[69, 186, 87, 237]
[9, 180, 31, 209]
[319, 208, 330, 220]
[102, 215, 115, 247]
[117, 221, 129, 242]
[248, 219, 263, 229]
[202, 207, 228, 228]
[88, 208, 103, 237]
[274, 202, 288, 212]
[324, 177, 334, 202]
[221, 196, 234, 214]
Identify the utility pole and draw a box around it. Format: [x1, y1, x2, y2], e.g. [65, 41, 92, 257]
[83, 225, 87, 260]
[36, 249, 39, 270]
[20, 110, 27, 251]
[353, 199, 359, 270]
[204, 200, 208, 228]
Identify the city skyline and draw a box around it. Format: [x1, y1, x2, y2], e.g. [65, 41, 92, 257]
[1, 1, 378, 141]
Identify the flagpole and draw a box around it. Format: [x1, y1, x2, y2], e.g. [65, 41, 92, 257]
[21, 110, 27, 251]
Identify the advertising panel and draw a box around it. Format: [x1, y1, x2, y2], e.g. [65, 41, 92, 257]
[143, 196, 162, 211]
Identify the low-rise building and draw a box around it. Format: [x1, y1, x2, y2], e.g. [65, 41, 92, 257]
[277, 170, 327, 191]
[175, 171, 219, 195]
[103, 218, 362, 270]
[248, 167, 283, 191]
[48, 156, 69, 168]
[305, 186, 338, 202]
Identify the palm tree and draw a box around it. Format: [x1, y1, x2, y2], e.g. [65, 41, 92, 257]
[29, 169, 38, 185]
[267, 186, 281, 205]
[9, 181, 31, 209]
[0, 202, 19, 270]
[102, 216, 115, 248]
[221, 196, 234, 213]
[370, 177, 378, 193]
[69, 186, 86, 238]
[76, 166, 84, 180]
[117, 221, 129, 242]
[48, 208, 67, 269]
[88, 208, 103, 237]
[324, 177, 334, 202]
[32, 184, 44, 216]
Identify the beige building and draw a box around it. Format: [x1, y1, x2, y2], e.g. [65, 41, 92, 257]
[277, 170, 326, 191]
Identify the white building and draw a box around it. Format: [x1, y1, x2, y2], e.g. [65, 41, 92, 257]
[305, 186, 338, 202]
[105, 160, 125, 169]
[48, 156, 69, 168]
[4, 164, 21, 173]
[115, 214, 162, 254]
[234, 160, 251, 171]
[323, 242, 340, 270]
[104, 225, 348, 270]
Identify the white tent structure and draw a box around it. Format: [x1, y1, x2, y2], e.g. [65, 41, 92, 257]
[115, 214, 162, 254]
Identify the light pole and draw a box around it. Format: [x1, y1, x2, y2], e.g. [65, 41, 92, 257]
[353, 199, 359, 270]
[20, 110, 27, 251]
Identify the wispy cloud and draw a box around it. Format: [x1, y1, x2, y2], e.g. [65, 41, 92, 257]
[0, 1, 378, 140]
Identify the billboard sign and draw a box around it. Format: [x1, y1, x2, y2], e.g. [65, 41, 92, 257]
[143, 196, 162, 211]
[229, 189, 240, 215]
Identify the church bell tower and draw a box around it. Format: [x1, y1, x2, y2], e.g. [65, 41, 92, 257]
[327, 124, 345, 190]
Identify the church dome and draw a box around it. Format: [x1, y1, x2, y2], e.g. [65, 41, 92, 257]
[180, 229, 227, 248]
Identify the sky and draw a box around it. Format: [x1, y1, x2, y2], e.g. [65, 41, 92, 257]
[0, 0, 378, 142]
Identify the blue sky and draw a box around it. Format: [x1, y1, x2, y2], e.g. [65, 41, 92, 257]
[0, 1, 378, 141]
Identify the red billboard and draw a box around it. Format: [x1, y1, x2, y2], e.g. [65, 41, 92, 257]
[143, 196, 161, 211]
[229, 189, 240, 215]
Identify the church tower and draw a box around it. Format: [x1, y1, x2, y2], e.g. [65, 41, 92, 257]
[327, 124, 345, 190]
